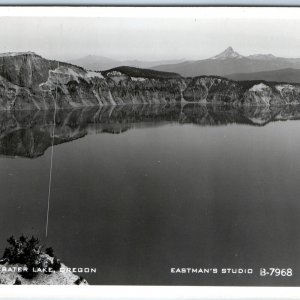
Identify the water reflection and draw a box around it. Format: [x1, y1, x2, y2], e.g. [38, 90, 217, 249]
[1, 103, 300, 286]
[1, 104, 300, 158]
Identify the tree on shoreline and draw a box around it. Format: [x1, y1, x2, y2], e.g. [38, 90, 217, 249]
[2, 235, 61, 279]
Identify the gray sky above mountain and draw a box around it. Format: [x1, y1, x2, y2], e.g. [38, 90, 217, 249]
[0, 13, 300, 61]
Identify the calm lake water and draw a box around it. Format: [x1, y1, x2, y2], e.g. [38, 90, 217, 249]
[0, 104, 299, 286]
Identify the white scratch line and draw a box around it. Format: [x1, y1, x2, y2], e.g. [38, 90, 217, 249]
[46, 61, 59, 238]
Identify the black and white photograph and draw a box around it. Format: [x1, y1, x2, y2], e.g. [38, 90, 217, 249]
[0, 6, 299, 288]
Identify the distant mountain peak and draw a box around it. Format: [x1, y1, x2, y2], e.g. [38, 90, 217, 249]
[211, 46, 244, 60]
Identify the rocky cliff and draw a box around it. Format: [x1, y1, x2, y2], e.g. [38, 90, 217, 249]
[1, 52, 300, 110]
[182, 76, 300, 106]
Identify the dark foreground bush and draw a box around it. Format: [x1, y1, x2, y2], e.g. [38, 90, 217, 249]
[2, 235, 51, 279]
[52, 257, 61, 271]
[14, 278, 22, 285]
[45, 247, 54, 257]
[3, 236, 42, 263]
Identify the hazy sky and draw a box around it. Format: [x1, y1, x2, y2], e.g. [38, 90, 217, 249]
[1, 11, 300, 62]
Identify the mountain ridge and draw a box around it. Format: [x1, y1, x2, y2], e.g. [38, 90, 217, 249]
[226, 68, 300, 83]
[1, 52, 300, 110]
[151, 47, 300, 77]
[67, 55, 186, 72]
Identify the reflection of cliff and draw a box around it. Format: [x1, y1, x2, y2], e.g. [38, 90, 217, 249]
[1, 104, 300, 158]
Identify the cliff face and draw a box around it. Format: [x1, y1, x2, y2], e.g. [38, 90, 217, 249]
[183, 77, 300, 106]
[0, 52, 57, 88]
[1, 52, 300, 110]
[103, 69, 186, 105]
[0, 52, 89, 110]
